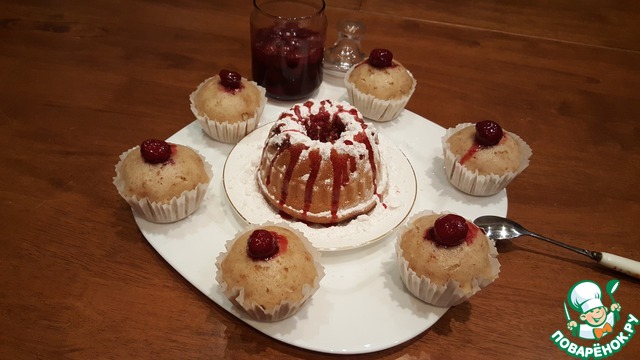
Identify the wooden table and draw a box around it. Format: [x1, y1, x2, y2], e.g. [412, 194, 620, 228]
[2, 1, 639, 359]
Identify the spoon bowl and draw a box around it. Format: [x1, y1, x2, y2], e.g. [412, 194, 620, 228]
[474, 215, 640, 279]
[473, 216, 531, 241]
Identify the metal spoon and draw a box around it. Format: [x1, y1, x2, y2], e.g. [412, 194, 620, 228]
[474, 215, 640, 279]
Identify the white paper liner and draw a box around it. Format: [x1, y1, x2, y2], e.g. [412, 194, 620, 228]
[344, 62, 416, 122]
[441, 123, 533, 196]
[189, 76, 267, 144]
[395, 210, 501, 307]
[215, 222, 325, 322]
[113, 145, 213, 223]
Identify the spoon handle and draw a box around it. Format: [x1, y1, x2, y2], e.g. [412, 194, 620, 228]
[527, 232, 597, 259]
[598, 252, 640, 279]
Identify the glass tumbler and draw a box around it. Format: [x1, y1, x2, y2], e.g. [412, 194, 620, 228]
[250, 0, 327, 101]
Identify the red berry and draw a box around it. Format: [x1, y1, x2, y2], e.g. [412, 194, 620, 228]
[475, 120, 503, 146]
[368, 48, 393, 68]
[219, 69, 242, 90]
[305, 111, 345, 143]
[433, 214, 468, 247]
[140, 139, 171, 164]
[247, 229, 279, 259]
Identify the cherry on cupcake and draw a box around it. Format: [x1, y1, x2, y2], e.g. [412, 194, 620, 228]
[140, 139, 171, 164]
[475, 120, 503, 146]
[368, 48, 393, 68]
[219, 69, 242, 90]
[432, 214, 468, 247]
[247, 229, 279, 260]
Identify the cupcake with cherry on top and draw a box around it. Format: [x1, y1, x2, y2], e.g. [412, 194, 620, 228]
[442, 120, 532, 196]
[345, 48, 416, 122]
[190, 69, 266, 143]
[396, 210, 500, 307]
[216, 223, 324, 322]
[113, 139, 212, 223]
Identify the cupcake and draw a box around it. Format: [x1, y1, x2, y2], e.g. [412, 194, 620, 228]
[216, 223, 324, 322]
[396, 211, 500, 307]
[442, 120, 532, 196]
[113, 139, 212, 223]
[190, 69, 267, 143]
[345, 48, 416, 122]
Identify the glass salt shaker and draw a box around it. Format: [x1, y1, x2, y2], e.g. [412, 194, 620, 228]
[323, 20, 366, 78]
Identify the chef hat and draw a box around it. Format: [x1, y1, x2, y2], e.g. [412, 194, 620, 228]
[568, 280, 604, 313]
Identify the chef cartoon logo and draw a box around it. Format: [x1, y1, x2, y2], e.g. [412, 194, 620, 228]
[550, 279, 638, 359]
[565, 280, 621, 340]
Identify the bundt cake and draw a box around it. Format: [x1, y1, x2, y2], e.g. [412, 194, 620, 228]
[257, 99, 387, 224]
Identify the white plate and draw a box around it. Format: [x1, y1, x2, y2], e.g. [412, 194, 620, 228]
[134, 81, 508, 354]
[223, 123, 417, 251]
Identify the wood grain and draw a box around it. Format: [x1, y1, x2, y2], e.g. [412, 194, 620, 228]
[362, 0, 640, 51]
[1, 0, 639, 359]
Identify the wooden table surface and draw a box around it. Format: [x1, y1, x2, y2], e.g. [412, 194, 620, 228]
[1, 1, 639, 359]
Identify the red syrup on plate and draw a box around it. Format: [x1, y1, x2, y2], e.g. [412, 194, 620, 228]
[251, 24, 325, 100]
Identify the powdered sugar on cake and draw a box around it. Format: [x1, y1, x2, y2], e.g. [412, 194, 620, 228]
[266, 99, 378, 163]
[256, 99, 388, 224]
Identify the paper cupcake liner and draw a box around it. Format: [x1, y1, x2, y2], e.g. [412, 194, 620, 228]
[441, 123, 533, 196]
[215, 222, 325, 322]
[344, 64, 416, 122]
[189, 77, 267, 144]
[395, 210, 501, 307]
[113, 145, 213, 223]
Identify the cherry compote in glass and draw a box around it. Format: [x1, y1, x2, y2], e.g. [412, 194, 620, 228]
[251, 0, 327, 101]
